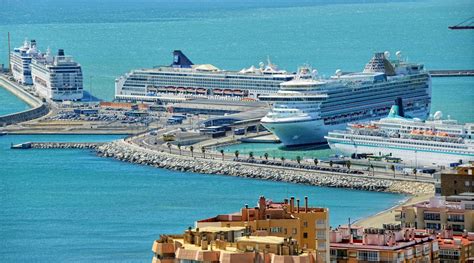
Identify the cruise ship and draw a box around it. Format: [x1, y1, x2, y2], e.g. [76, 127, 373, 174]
[10, 39, 40, 85]
[115, 50, 296, 102]
[260, 52, 432, 146]
[30, 48, 83, 101]
[325, 105, 474, 167]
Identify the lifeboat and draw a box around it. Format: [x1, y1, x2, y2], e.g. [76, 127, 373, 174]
[186, 87, 196, 93]
[424, 130, 435, 136]
[157, 86, 168, 92]
[242, 97, 256, 101]
[214, 89, 223, 94]
[233, 89, 244, 96]
[177, 87, 186, 92]
[196, 88, 207, 94]
[436, 132, 449, 137]
[410, 130, 422, 135]
[224, 89, 233, 95]
[367, 124, 378, 129]
[166, 86, 177, 91]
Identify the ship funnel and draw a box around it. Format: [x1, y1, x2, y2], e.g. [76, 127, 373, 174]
[395, 97, 405, 117]
[58, 49, 65, 56]
[171, 50, 194, 68]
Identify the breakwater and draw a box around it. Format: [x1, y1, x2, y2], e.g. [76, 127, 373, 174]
[11, 141, 105, 149]
[0, 75, 50, 126]
[96, 140, 434, 195]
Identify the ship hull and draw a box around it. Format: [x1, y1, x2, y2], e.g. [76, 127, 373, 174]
[263, 109, 429, 147]
[327, 141, 474, 167]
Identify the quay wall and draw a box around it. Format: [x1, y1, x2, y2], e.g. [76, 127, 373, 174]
[0, 76, 50, 126]
[30, 142, 105, 149]
[96, 140, 434, 195]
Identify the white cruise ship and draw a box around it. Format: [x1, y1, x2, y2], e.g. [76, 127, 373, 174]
[31, 48, 83, 101]
[10, 39, 40, 85]
[261, 52, 431, 146]
[115, 50, 295, 102]
[325, 105, 474, 167]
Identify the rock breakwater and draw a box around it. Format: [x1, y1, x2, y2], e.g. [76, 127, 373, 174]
[96, 140, 434, 195]
[30, 142, 104, 149]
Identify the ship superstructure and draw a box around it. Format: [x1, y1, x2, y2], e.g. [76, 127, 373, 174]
[261, 51, 432, 146]
[10, 39, 41, 85]
[115, 50, 295, 101]
[31, 49, 83, 101]
[325, 105, 474, 167]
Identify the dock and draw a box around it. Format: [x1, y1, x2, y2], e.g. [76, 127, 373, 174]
[428, 70, 474, 77]
[11, 141, 106, 149]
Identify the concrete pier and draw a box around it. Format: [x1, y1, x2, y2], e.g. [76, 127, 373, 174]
[11, 141, 105, 149]
[428, 70, 474, 77]
[0, 75, 50, 126]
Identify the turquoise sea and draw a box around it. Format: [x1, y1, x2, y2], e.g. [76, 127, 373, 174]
[0, 0, 473, 262]
[0, 87, 29, 116]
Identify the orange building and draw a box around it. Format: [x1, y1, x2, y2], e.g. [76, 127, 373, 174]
[151, 196, 329, 263]
[330, 224, 440, 262]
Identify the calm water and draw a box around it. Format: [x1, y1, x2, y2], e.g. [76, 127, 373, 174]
[0, 0, 473, 261]
[0, 87, 30, 116]
[0, 134, 404, 262]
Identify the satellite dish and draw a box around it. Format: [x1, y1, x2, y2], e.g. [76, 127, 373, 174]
[335, 69, 342, 77]
[259, 62, 264, 69]
[312, 69, 318, 76]
[434, 111, 443, 120]
[384, 51, 390, 59]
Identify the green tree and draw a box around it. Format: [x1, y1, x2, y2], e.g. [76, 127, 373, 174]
[220, 149, 225, 161]
[189, 145, 194, 157]
[313, 158, 319, 166]
[329, 160, 334, 168]
[249, 151, 254, 159]
[177, 143, 182, 155]
[167, 142, 172, 154]
[201, 146, 206, 159]
[346, 160, 351, 170]
[234, 150, 239, 159]
[296, 156, 302, 166]
[280, 156, 285, 165]
[264, 153, 269, 161]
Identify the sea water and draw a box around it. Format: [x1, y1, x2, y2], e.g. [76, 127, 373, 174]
[0, 0, 473, 261]
[0, 134, 404, 262]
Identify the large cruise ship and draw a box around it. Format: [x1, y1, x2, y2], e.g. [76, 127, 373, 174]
[260, 52, 432, 146]
[10, 39, 40, 85]
[115, 50, 296, 102]
[325, 105, 474, 167]
[31, 48, 83, 101]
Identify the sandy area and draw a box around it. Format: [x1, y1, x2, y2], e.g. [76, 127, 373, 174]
[354, 193, 434, 228]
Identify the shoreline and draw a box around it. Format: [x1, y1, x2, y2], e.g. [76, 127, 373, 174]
[354, 193, 433, 228]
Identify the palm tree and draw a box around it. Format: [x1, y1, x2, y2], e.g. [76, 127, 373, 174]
[177, 143, 182, 155]
[296, 156, 302, 166]
[390, 164, 396, 178]
[346, 160, 351, 170]
[234, 150, 239, 159]
[313, 158, 319, 167]
[220, 149, 225, 161]
[280, 156, 286, 165]
[329, 160, 334, 168]
[249, 151, 254, 159]
[370, 164, 375, 176]
[189, 145, 194, 157]
[413, 168, 417, 180]
[201, 146, 206, 159]
[264, 153, 269, 161]
[167, 142, 172, 154]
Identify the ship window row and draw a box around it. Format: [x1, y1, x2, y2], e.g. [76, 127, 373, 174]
[346, 137, 470, 153]
[124, 79, 281, 87]
[323, 91, 428, 109]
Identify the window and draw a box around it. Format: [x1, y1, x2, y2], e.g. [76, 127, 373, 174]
[292, 228, 297, 235]
[317, 230, 326, 239]
[357, 250, 379, 261]
[303, 232, 308, 239]
[303, 221, 308, 227]
[424, 212, 440, 221]
[426, 223, 441, 230]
